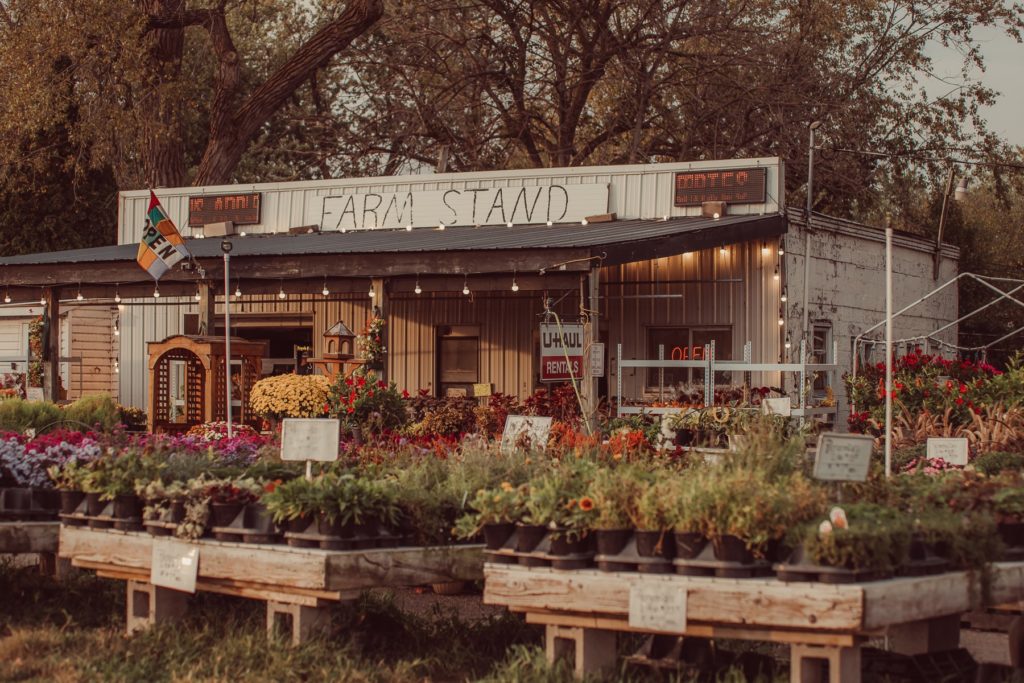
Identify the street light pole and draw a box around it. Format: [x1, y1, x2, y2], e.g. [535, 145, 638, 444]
[933, 166, 967, 279]
[221, 238, 233, 438]
[802, 121, 822, 347]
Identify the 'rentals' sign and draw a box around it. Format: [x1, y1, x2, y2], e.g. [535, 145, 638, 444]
[188, 192, 262, 227]
[673, 168, 767, 207]
[314, 183, 608, 231]
[540, 323, 584, 382]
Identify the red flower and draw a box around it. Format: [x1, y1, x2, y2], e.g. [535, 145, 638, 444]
[959, 384, 968, 394]
[955, 397, 964, 406]
[322, 403, 329, 413]
[345, 378, 354, 387]
[357, 376, 366, 387]
[377, 380, 386, 389]
[401, 389, 410, 398]
[346, 405, 355, 414]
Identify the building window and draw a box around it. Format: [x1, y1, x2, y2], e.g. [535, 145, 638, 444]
[437, 325, 479, 397]
[812, 322, 832, 393]
[646, 327, 732, 388]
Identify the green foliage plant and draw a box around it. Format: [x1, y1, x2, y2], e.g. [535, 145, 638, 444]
[453, 482, 525, 539]
[801, 503, 912, 572]
[588, 465, 645, 530]
[62, 394, 121, 431]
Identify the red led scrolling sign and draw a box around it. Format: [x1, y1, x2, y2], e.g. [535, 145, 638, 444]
[673, 168, 767, 207]
[188, 192, 262, 227]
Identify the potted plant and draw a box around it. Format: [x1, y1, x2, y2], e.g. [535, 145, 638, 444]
[798, 503, 912, 578]
[453, 482, 525, 549]
[137, 479, 190, 526]
[589, 466, 645, 556]
[47, 460, 91, 514]
[992, 485, 1024, 547]
[204, 477, 262, 527]
[327, 372, 408, 438]
[79, 451, 153, 519]
[629, 478, 677, 559]
[669, 471, 711, 559]
[262, 475, 325, 534]
[522, 460, 596, 554]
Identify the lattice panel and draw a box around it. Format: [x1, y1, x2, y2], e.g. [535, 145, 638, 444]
[152, 349, 206, 431]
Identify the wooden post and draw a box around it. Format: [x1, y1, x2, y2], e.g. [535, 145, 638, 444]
[371, 277, 387, 381]
[197, 281, 216, 335]
[44, 288, 61, 402]
[581, 269, 600, 434]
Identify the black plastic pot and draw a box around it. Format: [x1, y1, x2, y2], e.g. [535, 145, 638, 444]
[60, 490, 86, 515]
[673, 531, 708, 560]
[1, 488, 32, 511]
[635, 529, 675, 559]
[244, 503, 275, 531]
[999, 521, 1024, 548]
[515, 523, 548, 552]
[285, 515, 313, 534]
[209, 501, 243, 527]
[113, 494, 142, 520]
[482, 522, 516, 550]
[317, 513, 342, 536]
[712, 534, 754, 564]
[549, 528, 591, 556]
[595, 528, 632, 556]
[167, 501, 186, 524]
[85, 492, 106, 516]
[31, 488, 60, 512]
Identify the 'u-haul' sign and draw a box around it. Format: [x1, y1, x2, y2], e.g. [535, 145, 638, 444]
[540, 323, 584, 382]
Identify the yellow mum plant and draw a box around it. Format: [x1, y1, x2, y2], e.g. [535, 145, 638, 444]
[249, 374, 331, 419]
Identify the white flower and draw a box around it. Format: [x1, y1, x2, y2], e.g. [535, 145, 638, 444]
[829, 507, 848, 530]
[818, 520, 833, 537]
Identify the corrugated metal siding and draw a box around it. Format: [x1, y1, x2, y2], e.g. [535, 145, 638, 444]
[387, 290, 579, 396]
[606, 241, 781, 398]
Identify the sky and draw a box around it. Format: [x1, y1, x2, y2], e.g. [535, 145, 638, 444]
[928, 25, 1024, 148]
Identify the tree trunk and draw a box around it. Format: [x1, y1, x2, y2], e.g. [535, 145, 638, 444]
[142, 0, 188, 188]
[192, 0, 384, 186]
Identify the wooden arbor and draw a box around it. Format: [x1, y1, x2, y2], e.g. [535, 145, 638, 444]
[147, 335, 266, 433]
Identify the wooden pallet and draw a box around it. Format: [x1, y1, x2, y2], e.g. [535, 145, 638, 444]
[484, 562, 1024, 682]
[60, 525, 484, 643]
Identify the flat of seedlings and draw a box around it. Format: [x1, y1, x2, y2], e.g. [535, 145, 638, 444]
[0, 521, 59, 554]
[484, 562, 1024, 635]
[60, 525, 485, 597]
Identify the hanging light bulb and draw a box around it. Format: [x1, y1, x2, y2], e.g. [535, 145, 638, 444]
[773, 267, 780, 281]
[194, 288, 201, 301]
[114, 360, 120, 374]
[40, 295, 46, 306]
[462, 275, 470, 296]
[511, 272, 519, 292]
[76, 285, 84, 301]
[405, 224, 413, 232]
[322, 278, 330, 297]
[239, 231, 247, 237]
[777, 317, 784, 326]
[581, 218, 589, 225]
[278, 287, 287, 300]
[781, 288, 788, 303]
[719, 245, 727, 255]
[114, 287, 121, 304]
[368, 285, 375, 298]
[506, 221, 513, 228]
[234, 282, 242, 298]
[3, 289, 10, 304]
[761, 243, 770, 256]
[113, 320, 120, 337]
[153, 284, 161, 298]
[437, 222, 445, 230]
[546, 220, 553, 226]
[414, 276, 422, 295]
[778, 242, 785, 256]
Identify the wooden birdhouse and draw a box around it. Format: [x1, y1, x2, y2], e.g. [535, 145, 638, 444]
[323, 321, 356, 360]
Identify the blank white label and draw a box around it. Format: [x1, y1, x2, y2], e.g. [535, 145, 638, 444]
[629, 583, 687, 633]
[761, 397, 792, 416]
[280, 418, 340, 462]
[151, 539, 199, 593]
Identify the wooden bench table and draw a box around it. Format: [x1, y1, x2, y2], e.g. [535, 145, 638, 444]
[0, 521, 60, 574]
[60, 525, 484, 644]
[483, 563, 1024, 682]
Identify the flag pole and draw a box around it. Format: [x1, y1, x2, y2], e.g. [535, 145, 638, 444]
[221, 238, 233, 438]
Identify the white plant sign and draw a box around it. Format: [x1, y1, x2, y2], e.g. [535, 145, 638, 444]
[151, 539, 199, 593]
[280, 418, 341, 462]
[500, 415, 553, 453]
[926, 438, 969, 466]
[629, 583, 687, 632]
[813, 433, 874, 482]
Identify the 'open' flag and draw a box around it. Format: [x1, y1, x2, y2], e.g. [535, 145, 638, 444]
[137, 191, 190, 280]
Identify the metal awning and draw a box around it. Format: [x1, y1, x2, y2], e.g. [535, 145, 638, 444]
[0, 213, 785, 299]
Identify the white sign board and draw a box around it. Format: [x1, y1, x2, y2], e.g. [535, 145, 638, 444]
[761, 397, 792, 417]
[926, 437, 969, 466]
[813, 433, 874, 482]
[151, 539, 199, 593]
[314, 184, 609, 231]
[500, 415, 553, 453]
[26, 387, 44, 402]
[629, 583, 687, 633]
[540, 323, 585, 382]
[280, 418, 341, 462]
[589, 342, 605, 378]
